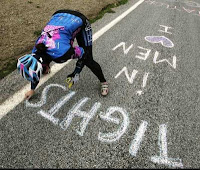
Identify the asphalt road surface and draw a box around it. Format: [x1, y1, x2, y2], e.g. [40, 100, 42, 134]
[0, 0, 200, 168]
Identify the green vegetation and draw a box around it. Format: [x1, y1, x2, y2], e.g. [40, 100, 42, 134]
[0, 60, 17, 80]
[89, 0, 128, 23]
[28, 1, 41, 8]
[34, 30, 42, 37]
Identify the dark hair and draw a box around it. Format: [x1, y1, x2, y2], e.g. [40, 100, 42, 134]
[35, 43, 47, 54]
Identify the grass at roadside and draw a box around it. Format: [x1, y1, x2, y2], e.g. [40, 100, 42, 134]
[90, 0, 128, 23]
[0, 0, 128, 80]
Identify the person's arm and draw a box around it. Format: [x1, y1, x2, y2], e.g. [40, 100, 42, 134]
[66, 58, 85, 88]
[31, 81, 39, 90]
[68, 59, 85, 78]
[24, 81, 39, 100]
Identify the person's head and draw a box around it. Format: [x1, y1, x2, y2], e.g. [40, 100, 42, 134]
[17, 54, 43, 82]
[35, 43, 47, 54]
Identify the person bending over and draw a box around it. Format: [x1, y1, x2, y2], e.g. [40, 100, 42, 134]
[17, 9, 109, 100]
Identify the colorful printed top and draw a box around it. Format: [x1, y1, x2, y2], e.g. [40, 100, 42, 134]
[32, 12, 84, 59]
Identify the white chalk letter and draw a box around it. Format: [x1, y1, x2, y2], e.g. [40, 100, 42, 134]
[151, 124, 183, 168]
[37, 91, 76, 125]
[112, 42, 134, 55]
[59, 97, 101, 136]
[98, 106, 129, 143]
[145, 0, 155, 5]
[129, 121, 148, 157]
[194, 11, 200, 16]
[153, 1, 164, 6]
[153, 51, 177, 69]
[135, 46, 151, 60]
[167, 6, 181, 11]
[184, 1, 200, 8]
[26, 84, 66, 108]
[159, 25, 173, 34]
[115, 67, 138, 84]
[182, 7, 195, 13]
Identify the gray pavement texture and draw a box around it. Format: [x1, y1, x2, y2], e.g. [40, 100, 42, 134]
[0, 0, 200, 168]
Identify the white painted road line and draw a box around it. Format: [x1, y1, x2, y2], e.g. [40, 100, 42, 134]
[0, 0, 144, 120]
[93, 0, 145, 40]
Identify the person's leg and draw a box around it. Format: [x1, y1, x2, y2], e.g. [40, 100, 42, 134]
[82, 47, 106, 83]
[76, 18, 107, 83]
[75, 17, 108, 95]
